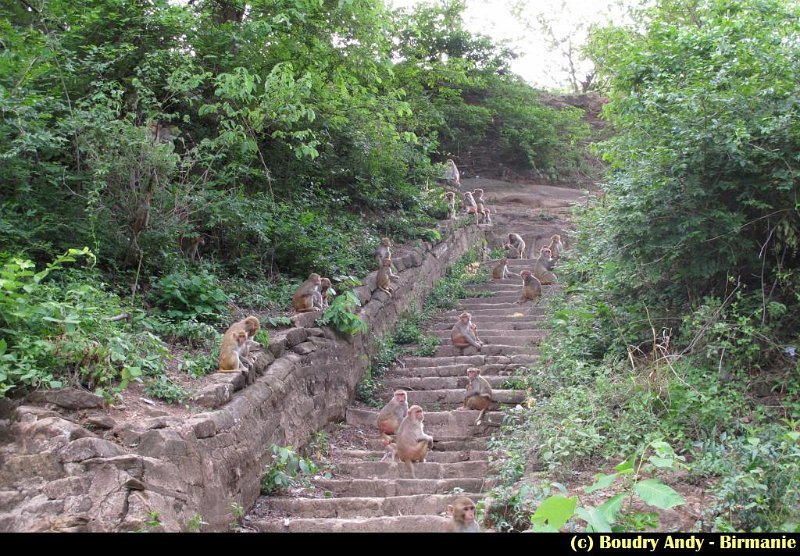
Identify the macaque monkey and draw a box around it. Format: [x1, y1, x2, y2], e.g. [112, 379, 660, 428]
[538, 246, 556, 271]
[444, 192, 456, 220]
[548, 234, 564, 261]
[375, 238, 400, 280]
[508, 233, 526, 259]
[516, 270, 542, 304]
[228, 315, 261, 369]
[292, 273, 323, 313]
[377, 389, 409, 436]
[316, 277, 333, 310]
[376, 257, 395, 297]
[463, 192, 478, 217]
[446, 497, 481, 533]
[472, 189, 485, 203]
[533, 247, 558, 285]
[451, 312, 483, 351]
[478, 205, 492, 224]
[503, 242, 520, 259]
[380, 439, 397, 463]
[443, 159, 461, 188]
[479, 243, 490, 263]
[218, 330, 248, 373]
[492, 257, 517, 280]
[463, 367, 496, 426]
[395, 405, 433, 478]
[149, 122, 177, 143]
[178, 235, 205, 261]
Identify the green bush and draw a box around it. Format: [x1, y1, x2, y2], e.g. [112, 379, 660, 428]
[149, 270, 229, 323]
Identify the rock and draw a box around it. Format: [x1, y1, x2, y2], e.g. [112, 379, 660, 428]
[269, 338, 286, 358]
[85, 414, 117, 430]
[27, 389, 105, 410]
[20, 417, 93, 454]
[187, 417, 216, 439]
[292, 341, 317, 355]
[353, 285, 372, 305]
[192, 383, 234, 409]
[213, 371, 246, 392]
[290, 311, 319, 329]
[136, 429, 188, 458]
[285, 327, 308, 347]
[306, 327, 325, 337]
[59, 437, 126, 463]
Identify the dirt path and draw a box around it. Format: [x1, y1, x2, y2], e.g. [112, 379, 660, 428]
[245, 178, 584, 532]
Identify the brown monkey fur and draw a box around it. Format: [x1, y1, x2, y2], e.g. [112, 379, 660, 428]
[377, 390, 408, 436]
[395, 405, 433, 478]
[292, 273, 322, 313]
[446, 497, 481, 533]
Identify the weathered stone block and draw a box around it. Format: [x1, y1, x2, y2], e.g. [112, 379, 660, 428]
[285, 327, 308, 347]
[28, 388, 105, 410]
[191, 383, 233, 409]
[59, 437, 125, 463]
[292, 341, 317, 355]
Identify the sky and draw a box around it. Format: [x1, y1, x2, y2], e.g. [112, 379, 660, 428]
[388, 0, 631, 90]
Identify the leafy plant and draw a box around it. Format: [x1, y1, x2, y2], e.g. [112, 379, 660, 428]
[149, 270, 228, 323]
[261, 444, 319, 495]
[530, 441, 687, 532]
[318, 291, 367, 336]
[143, 375, 188, 404]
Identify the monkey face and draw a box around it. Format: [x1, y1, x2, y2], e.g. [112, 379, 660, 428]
[413, 408, 424, 422]
[395, 391, 406, 403]
[467, 369, 479, 380]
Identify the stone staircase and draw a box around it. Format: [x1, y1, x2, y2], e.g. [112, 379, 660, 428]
[246, 179, 576, 532]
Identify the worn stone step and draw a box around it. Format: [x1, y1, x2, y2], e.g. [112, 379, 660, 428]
[385, 375, 522, 390]
[388, 362, 527, 378]
[310, 477, 489, 497]
[434, 344, 534, 357]
[365, 436, 489, 451]
[333, 460, 489, 479]
[400, 353, 538, 369]
[439, 307, 545, 318]
[251, 514, 452, 533]
[338, 449, 490, 463]
[256, 493, 485, 520]
[431, 328, 545, 340]
[388, 388, 526, 407]
[430, 320, 544, 331]
[346, 407, 509, 432]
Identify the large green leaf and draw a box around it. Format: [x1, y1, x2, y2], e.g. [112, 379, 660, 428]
[576, 507, 612, 532]
[531, 495, 577, 532]
[597, 493, 626, 525]
[633, 479, 686, 510]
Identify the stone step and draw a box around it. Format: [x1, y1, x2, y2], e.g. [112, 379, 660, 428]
[455, 301, 549, 311]
[429, 314, 545, 330]
[310, 477, 489, 497]
[364, 437, 489, 452]
[333, 460, 488, 480]
[439, 308, 546, 318]
[433, 344, 534, 357]
[385, 375, 521, 390]
[431, 329, 545, 340]
[346, 407, 509, 433]
[338, 449, 490, 463]
[255, 493, 485, 519]
[430, 320, 544, 331]
[400, 353, 538, 369]
[389, 388, 526, 407]
[251, 514, 452, 533]
[389, 363, 528, 378]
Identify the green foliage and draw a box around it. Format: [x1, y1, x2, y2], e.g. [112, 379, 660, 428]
[318, 291, 366, 336]
[184, 514, 206, 533]
[150, 318, 218, 349]
[356, 367, 383, 408]
[693, 424, 800, 532]
[149, 270, 228, 323]
[531, 441, 687, 532]
[260, 444, 319, 495]
[143, 375, 187, 405]
[413, 334, 440, 357]
[0, 249, 168, 397]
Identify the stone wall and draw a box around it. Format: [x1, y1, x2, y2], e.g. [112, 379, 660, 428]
[0, 222, 483, 532]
